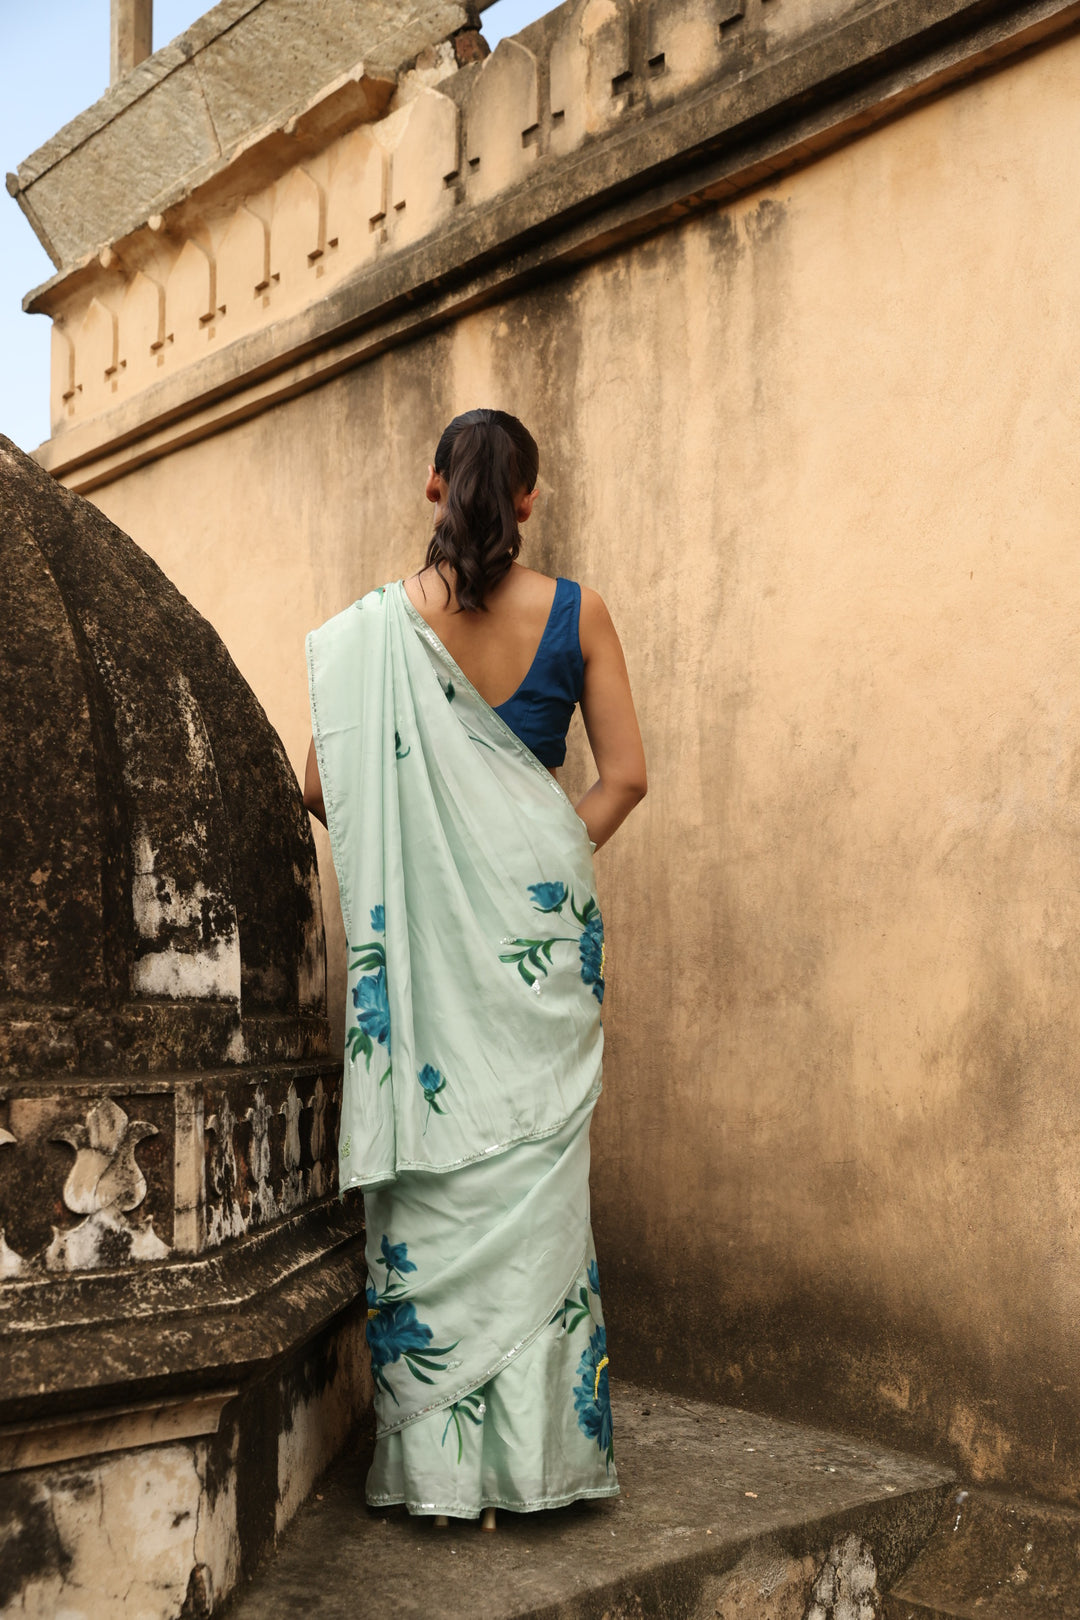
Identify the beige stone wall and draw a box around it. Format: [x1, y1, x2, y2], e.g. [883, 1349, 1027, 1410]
[86, 30, 1080, 1501]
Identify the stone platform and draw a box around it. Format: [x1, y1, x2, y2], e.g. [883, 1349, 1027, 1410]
[228, 1384, 954, 1619]
[886, 1487, 1080, 1619]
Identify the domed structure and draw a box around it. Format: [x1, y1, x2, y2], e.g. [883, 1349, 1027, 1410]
[0, 433, 325, 1076]
[0, 436, 367, 1616]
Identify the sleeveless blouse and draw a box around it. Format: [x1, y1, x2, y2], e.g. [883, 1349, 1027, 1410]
[493, 576, 584, 767]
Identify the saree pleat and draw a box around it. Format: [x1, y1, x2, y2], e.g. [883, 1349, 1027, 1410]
[306, 581, 617, 1513]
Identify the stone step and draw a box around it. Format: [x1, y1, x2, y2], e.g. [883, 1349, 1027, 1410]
[228, 1384, 953, 1619]
[885, 1486, 1080, 1619]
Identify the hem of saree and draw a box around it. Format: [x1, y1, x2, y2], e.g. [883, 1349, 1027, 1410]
[397, 581, 597, 854]
[365, 1481, 621, 1518]
[341, 1078, 603, 1196]
[375, 1231, 591, 1438]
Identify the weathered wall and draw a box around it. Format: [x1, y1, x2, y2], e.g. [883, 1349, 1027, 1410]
[85, 29, 1080, 1504]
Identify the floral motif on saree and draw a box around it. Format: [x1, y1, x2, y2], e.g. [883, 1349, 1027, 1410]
[365, 1236, 460, 1403]
[501, 881, 606, 1000]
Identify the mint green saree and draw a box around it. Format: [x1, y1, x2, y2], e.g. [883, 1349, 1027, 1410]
[306, 580, 617, 1516]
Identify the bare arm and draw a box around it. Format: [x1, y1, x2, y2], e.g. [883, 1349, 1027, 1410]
[303, 737, 327, 826]
[574, 587, 647, 851]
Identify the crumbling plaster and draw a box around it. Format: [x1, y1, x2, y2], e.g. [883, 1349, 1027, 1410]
[1, 1436, 240, 1620]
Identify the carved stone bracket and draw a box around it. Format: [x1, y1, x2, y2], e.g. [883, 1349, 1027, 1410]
[45, 1096, 170, 1270]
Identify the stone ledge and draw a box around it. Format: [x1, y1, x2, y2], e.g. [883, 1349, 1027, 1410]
[36, 0, 1080, 489]
[886, 1487, 1080, 1618]
[0, 1387, 238, 1473]
[0, 1196, 366, 1420]
[228, 1384, 955, 1619]
[0, 1003, 332, 1079]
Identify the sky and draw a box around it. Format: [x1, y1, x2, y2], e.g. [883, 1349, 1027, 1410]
[0, 0, 552, 453]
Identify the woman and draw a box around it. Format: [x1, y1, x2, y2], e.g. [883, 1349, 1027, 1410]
[303, 408, 646, 1528]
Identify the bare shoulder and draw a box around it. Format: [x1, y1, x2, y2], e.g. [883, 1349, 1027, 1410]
[578, 583, 611, 621]
[496, 563, 559, 616]
[577, 583, 617, 655]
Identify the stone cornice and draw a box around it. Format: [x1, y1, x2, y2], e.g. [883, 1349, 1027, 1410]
[7, 0, 476, 272]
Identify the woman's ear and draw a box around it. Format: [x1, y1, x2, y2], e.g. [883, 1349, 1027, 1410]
[425, 464, 443, 505]
[516, 487, 539, 523]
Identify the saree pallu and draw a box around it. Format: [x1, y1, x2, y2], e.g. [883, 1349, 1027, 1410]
[306, 579, 617, 1516]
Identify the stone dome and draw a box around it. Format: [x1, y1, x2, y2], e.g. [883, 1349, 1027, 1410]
[0, 434, 327, 1079]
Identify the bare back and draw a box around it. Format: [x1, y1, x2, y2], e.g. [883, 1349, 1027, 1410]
[402, 561, 646, 851]
[403, 563, 562, 709]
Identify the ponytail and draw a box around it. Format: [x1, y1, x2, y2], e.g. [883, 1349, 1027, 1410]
[425, 408, 539, 612]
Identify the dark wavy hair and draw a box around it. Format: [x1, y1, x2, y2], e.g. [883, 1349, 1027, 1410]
[425, 408, 540, 612]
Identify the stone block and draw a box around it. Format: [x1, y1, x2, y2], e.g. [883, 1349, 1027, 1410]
[270, 167, 327, 309]
[73, 296, 119, 416]
[0, 1438, 240, 1619]
[381, 88, 459, 250]
[119, 267, 166, 392]
[11, 1, 473, 273]
[465, 39, 540, 207]
[646, 0, 725, 96]
[326, 129, 386, 272]
[550, 0, 634, 155]
[48, 323, 75, 426]
[165, 237, 217, 363]
[30, 60, 220, 270]
[216, 206, 271, 338]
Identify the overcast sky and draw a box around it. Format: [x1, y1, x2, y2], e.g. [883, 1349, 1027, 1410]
[0, 0, 551, 453]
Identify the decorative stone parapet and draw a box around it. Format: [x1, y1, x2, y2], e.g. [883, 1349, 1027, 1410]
[15, 0, 1080, 488]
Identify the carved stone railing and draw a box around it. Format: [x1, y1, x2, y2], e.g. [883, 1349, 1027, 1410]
[0, 1067, 340, 1278]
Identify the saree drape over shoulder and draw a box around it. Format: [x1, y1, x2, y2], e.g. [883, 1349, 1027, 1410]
[306, 580, 617, 1516]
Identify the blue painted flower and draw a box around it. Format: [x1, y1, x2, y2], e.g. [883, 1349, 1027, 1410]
[418, 1064, 444, 1101]
[529, 880, 568, 913]
[370, 904, 385, 933]
[587, 1259, 601, 1295]
[353, 966, 391, 1050]
[377, 1233, 416, 1283]
[365, 1246, 460, 1404]
[417, 1064, 448, 1124]
[366, 1297, 434, 1373]
[579, 910, 605, 1003]
[574, 1325, 613, 1463]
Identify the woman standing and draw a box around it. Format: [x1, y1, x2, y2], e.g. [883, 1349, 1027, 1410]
[303, 408, 647, 1527]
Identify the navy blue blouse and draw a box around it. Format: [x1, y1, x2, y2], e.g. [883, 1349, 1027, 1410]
[493, 577, 585, 767]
